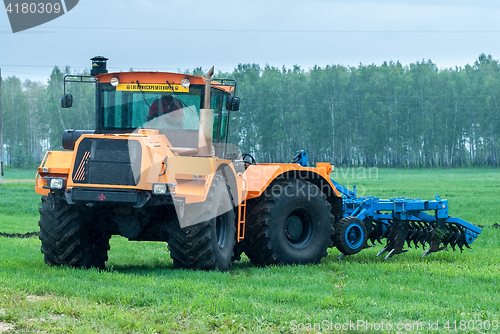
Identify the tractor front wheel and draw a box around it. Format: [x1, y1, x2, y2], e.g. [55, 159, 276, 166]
[167, 174, 236, 271]
[38, 194, 110, 269]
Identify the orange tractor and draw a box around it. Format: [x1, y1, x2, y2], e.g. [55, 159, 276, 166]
[36, 56, 343, 270]
[36, 57, 480, 270]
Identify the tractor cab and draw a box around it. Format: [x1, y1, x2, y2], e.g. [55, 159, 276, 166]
[62, 57, 240, 158]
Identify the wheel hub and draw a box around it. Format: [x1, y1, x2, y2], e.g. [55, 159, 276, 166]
[285, 216, 303, 240]
[216, 215, 227, 249]
[346, 225, 363, 249]
[284, 209, 313, 249]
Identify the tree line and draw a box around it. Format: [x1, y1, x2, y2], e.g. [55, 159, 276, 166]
[1, 54, 500, 168]
[1, 66, 94, 168]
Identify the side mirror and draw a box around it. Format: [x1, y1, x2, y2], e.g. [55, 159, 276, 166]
[226, 96, 240, 111]
[61, 94, 73, 108]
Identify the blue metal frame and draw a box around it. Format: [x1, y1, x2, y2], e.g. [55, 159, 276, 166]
[292, 150, 310, 167]
[331, 179, 481, 244]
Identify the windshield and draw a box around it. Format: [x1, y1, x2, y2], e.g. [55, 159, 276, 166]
[100, 83, 203, 131]
[98, 82, 230, 145]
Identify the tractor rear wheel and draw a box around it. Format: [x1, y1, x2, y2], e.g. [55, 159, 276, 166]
[167, 174, 236, 271]
[38, 194, 110, 269]
[334, 216, 368, 255]
[245, 179, 334, 266]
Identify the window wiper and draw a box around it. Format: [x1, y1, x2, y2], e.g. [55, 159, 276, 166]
[165, 80, 199, 117]
[136, 80, 151, 109]
[165, 81, 188, 108]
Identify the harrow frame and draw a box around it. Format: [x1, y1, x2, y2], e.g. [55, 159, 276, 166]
[332, 180, 481, 259]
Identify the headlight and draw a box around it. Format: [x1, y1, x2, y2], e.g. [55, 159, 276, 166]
[152, 183, 177, 195]
[110, 76, 119, 86]
[181, 78, 190, 88]
[153, 183, 167, 195]
[42, 177, 66, 190]
[50, 178, 64, 189]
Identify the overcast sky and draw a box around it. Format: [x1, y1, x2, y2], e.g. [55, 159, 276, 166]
[1, 0, 500, 83]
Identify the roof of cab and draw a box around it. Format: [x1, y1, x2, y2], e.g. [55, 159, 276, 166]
[96, 72, 234, 93]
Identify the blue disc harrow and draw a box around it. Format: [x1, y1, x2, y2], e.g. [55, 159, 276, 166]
[332, 180, 481, 260]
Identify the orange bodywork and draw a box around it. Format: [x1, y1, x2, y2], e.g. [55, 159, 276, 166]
[35, 131, 246, 205]
[244, 162, 340, 199]
[97, 72, 234, 93]
[36, 137, 339, 205]
[36, 151, 74, 196]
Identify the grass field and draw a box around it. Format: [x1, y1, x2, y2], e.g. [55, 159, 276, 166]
[1, 167, 37, 182]
[0, 168, 499, 333]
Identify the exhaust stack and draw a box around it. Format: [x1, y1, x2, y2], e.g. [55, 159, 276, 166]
[198, 66, 215, 156]
[90, 56, 108, 76]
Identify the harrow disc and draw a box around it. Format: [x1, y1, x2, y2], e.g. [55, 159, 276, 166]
[366, 219, 474, 260]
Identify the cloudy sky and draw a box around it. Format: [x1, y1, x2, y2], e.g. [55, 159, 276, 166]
[1, 0, 500, 82]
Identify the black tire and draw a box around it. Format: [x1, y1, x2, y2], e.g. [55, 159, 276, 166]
[245, 179, 334, 266]
[232, 240, 245, 262]
[167, 174, 236, 271]
[38, 194, 110, 269]
[334, 216, 368, 255]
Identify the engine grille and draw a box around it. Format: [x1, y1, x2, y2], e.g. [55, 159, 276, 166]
[72, 138, 142, 186]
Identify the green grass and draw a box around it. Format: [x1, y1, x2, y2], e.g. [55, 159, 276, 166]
[1, 167, 37, 181]
[0, 168, 499, 333]
[0, 183, 40, 234]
